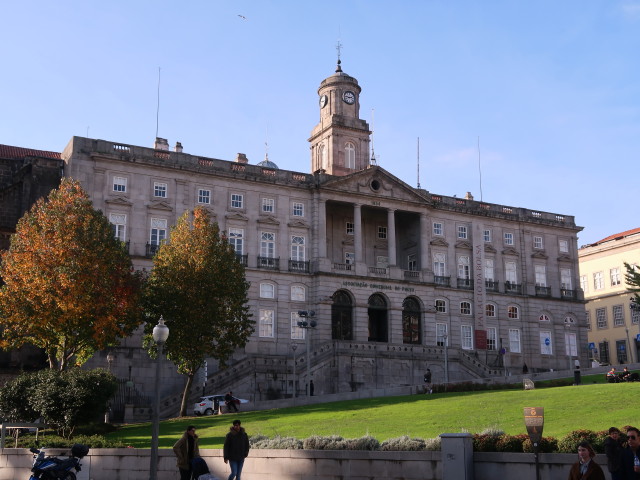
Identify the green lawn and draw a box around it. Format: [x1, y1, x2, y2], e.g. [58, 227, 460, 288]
[107, 380, 639, 449]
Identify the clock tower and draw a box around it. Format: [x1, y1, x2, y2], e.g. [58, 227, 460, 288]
[309, 60, 372, 176]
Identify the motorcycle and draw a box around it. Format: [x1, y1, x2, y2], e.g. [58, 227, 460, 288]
[28, 444, 89, 480]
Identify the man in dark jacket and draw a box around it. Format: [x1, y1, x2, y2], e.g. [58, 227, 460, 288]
[224, 419, 250, 480]
[621, 426, 640, 479]
[173, 425, 200, 480]
[604, 427, 623, 480]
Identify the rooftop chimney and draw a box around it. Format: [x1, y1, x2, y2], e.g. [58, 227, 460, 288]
[235, 153, 248, 164]
[174, 142, 183, 153]
[154, 137, 169, 151]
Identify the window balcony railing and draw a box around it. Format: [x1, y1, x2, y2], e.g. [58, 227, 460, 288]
[333, 263, 353, 271]
[235, 254, 248, 266]
[257, 256, 279, 270]
[146, 243, 160, 258]
[485, 280, 499, 292]
[368, 266, 387, 275]
[288, 259, 310, 273]
[404, 270, 420, 279]
[535, 285, 552, 297]
[504, 282, 522, 294]
[560, 288, 576, 300]
[434, 275, 450, 287]
[457, 278, 474, 290]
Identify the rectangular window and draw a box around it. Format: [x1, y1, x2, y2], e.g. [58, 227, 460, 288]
[292, 202, 304, 217]
[378, 226, 387, 239]
[599, 341, 610, 364]
[610, 268, 621, 286]
[596, 307, 607, 329]
[259, 309, 274, 338]
[407, 253, 417, 271]
[580, 275, 588, 293]
[228, 228, 244, 255]
[260, 232, 276, 258]
[486, 327, 497, 351]
[435, 299, 447, 313]
[291, 235, 305, 261]
[346, 221, 354, 235]
[433, 252, 446, 277]
[113, 176, 127, 192]
[150, 218, 167, 245]
[198, 189, 211, 204]
[457, 225, 468, 239]
[436, 323, 448, 347]
[109, 213, 126, 241]
[616, 340, 628, 363]
[262, 197, 275, 213]
[231, 193, 244, 209]
[632, 308, 640, 325]
[593, 272, 604, 290]
[291, 312, 305, 340]
[585, 311, 591, 330]
[291, 285, 305, 302]
[561, 268, 572, 289]
[460, 302, 471, 315]
[345, 252, 355, 264]
[509, 329, 521, 353]
[484, 229, 492, 243]
[260, 283, 275, 298]
[613, 305, 624, 326]
[540, 331, 552, 355]
[505, 261, 517, 284]
[461, 325, 473, 350]
[559, 239, 569, 253]
[504, 232, 514, 246]
[484, 258, 495, 281]
[533, 236, 543, 249]
[377, 256, 389, 268]
[433, 222, 443, 236]
[154, 182, 167, 198]
[565, 333, 577, 357]
[535, 265, 546, 287]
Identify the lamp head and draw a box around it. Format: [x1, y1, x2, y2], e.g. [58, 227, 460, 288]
[153, 316, 170, 344]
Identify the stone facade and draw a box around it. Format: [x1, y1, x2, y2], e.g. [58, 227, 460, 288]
[58, 63, 588, 408]
[578, 228, 640, 365]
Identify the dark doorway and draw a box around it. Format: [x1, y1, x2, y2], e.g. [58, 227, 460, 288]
[402, 297, 421, 344]
[368, 294, 388, 342]
[331, 290, 353, 340]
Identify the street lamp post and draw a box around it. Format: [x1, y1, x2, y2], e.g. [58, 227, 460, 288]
[105, 352, 115, 423]
[291, 344, 298, 400]
[297, 310, 316, 396]
[443, 334, 449, 385]
[150, 316, 169, 480]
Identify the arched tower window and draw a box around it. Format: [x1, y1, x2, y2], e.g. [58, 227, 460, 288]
[368, 293, 388, 342]
[402, 297, 421, 344]
[331, 290, 353, 340]
[319, 143, 327, 170]
[345, 142, 355, 169]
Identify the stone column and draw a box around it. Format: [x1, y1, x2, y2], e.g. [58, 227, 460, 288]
[420, 213, 430, 272]
[440, 433, 474, 480]
[318, 199, 327, 258]
[354, 204, 363, 263]
[387, 208, 396, 266]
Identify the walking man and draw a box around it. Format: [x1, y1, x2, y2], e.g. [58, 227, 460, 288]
[424, 369, 432, 394]
[224, 419, 250, 480]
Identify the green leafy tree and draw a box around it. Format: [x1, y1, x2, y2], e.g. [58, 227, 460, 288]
[144, 207, 253, 416]
[0, 178, 144, 370]
[625, 262, 640, 302]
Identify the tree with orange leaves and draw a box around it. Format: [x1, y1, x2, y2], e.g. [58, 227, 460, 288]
[0, 178, 143, 370]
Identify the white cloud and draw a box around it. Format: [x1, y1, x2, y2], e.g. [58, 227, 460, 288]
[620, 1, 640, 19]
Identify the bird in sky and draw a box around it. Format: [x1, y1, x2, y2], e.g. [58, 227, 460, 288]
[238, 14, 247, 20]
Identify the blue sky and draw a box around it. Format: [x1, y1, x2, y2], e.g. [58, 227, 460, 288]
[1, 1, 638, 246]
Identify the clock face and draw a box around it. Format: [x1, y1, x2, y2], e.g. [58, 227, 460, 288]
[342, 91, 355, 105]
[319, 95, 328, 108]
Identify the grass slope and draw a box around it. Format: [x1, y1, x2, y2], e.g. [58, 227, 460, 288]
[107, 381, 640, 449]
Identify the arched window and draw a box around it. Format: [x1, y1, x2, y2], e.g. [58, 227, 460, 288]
[460, 301, 472, 315]
[345, 142, 355, 169]
[368, 293, 388, 342]
[402, 297, 421, 344]
[435, 299, 447, 313]
[486, 304, 496, 317]
[319, 144, 327, 170]
[508, 305, 519, 319]
[331, 290, 353, 340]
[539, 314, 550, 322]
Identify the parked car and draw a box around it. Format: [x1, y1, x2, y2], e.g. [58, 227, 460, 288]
[193, 394, 249, 416]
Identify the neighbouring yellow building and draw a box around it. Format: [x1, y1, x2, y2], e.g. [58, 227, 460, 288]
[579, 228, 640, 366]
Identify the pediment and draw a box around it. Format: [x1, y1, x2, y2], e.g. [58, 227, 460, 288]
[199, 206, 218, 219]
[320, 166, 429, 204]
[257, 215, 280, 225]
[531, 251, 548, 259]
[147, 200, 173, 212]
[342, 237, 354, 246]
[287, 219, 310, 229]
[105, 195, 132, 206]
[502, 247, 520, 256]
[430, 238, 449, 247]
[557, 254, 573, 262]
[374, 242, 388, 250]
[484, 244, 497, 253]
[455, 241, 472, 250]
[225, 212, 248, 221]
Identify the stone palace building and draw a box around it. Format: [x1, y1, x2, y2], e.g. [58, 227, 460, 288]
[59, 61, 587, 411]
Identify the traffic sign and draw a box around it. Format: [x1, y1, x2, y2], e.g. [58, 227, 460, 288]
[588, 342, 595, 349]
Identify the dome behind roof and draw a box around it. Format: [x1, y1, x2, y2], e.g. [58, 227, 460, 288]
[257, 158, 279, 169]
